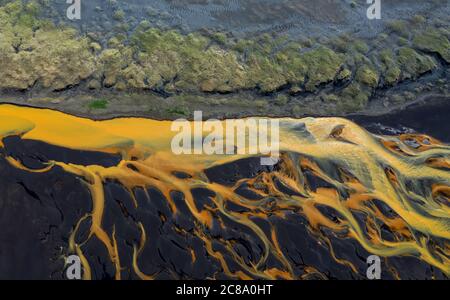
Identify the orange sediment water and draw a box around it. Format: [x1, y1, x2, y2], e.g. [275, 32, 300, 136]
[0, 104, 449, 279]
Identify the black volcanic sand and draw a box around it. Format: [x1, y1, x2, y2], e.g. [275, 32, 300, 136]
[0, 137, 447, 279]
[350, 97, 450, 143]
[56, 0, 448, 39]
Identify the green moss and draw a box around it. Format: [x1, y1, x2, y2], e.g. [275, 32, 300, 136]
[130, 28, 247, 92]
[167, 106, 189, 116]
[113, 9, 125, 21]
[88, 99, 108, 109]
[90, 42, 102, 52]
[180, 46, 247, 93]
[115, 22, 130, 33]
[379, 49, 401, 85]
[352, 40, 369, 54]
[211, 32, 227, 45]
[299, 47, 343, 92]
[238, 37, 289, 92]
[321, 94, 339, 102]
[356, 65, 379, 87]
[399, 37, 410, 47]
[387, 20, 409, 38]
[289, 85, 302, 94]
[247, 54, 286, 93]
[0, 1, 96, 90]
[268, 43, 344, 91]
[337, 83, 370, 112]
[122, 63, 147, 89]
[385, 67, 401, 85]
[413, 29, 450, 63]
[411, 15, 426, 25]
[99, 48, 129, 87]
[397, 47, 436, 79]
[329, 36, 349, 53]
[337, 68, 352, 81]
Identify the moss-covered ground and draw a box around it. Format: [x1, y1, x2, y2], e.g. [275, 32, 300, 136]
[0, 0, 449, 115]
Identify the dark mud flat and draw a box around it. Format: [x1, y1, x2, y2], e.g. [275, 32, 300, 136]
[0, 146, 93, 279]
[351, 97, 450, 143]
[0, 136, 447, 279]
[2, 136, 122, 169]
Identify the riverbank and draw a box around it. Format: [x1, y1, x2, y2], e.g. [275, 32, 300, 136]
[1, 0, 449, 121]
[1, 89, 448, 122]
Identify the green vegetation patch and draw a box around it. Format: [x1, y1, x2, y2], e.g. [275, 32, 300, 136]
[379, 49, 401, 85]
[0, 0, 96, 90]
[0, 1, 448, 116]
[413, 29, 450, 63]
[356, 65, 379, 87]
[397, 47, 437, 79]
[88, 99, 108, 109]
